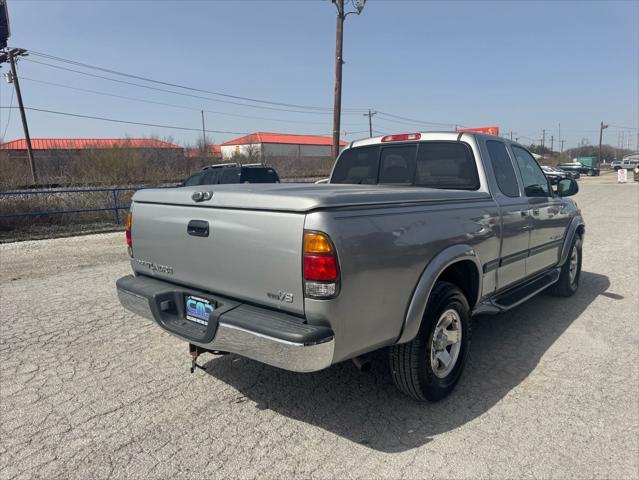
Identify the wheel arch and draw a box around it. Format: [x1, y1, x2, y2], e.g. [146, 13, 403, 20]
[396, 244, 482, 345]
[558, 215, 585, 266]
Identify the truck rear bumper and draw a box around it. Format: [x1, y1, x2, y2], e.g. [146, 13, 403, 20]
[116, 275, 334, 372]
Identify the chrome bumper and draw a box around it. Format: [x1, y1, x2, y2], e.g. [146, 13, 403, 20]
[116, 275, 334, 373]
[192, 323, 334, 373]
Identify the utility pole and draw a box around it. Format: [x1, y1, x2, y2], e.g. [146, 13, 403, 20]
[560, 140, 565, 153]
[1, 48, 36, 183]
[541, 129, 546, 152]
[200, 110, 207, 159]
[550, 135, 554, 154]
[510, 131, 513, 141]
[598, 121, 608, 166]
[558, 123, 561, 154]
[330, 0, 366, 160]
[363, 109, 377, 137]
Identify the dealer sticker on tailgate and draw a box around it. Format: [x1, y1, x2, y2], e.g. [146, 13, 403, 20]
[185, 295, 214, 325]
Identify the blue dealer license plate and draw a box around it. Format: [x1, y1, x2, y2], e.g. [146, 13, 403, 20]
[185, 295, 214, 325]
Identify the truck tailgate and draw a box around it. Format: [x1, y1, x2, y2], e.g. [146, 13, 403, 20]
[130, 202, 305, 315]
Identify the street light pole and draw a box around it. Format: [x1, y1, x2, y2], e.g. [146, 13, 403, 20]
[598, 121, 608, 166]
[331, 0, 366, 160]
[331, 0, 344, 160]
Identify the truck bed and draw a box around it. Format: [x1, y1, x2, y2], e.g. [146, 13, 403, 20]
[133, 183, 490, 212]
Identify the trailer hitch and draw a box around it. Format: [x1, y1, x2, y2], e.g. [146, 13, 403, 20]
[189, 344, 206, 373]
[188, 344, 228, 373]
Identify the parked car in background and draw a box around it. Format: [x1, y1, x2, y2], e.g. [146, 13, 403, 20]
[557, 161, 599, 177]
[611, 153, 639, 171]
[557, 167, 580, 180]
[182, 163, 280, 186]
[541, 166, 578, 184]
[610, 160, 623, 170]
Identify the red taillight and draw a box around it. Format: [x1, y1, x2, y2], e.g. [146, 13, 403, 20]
[303, 230, 340, 298]
[303, 255, 338, 281]
[381, 133, 421, 143]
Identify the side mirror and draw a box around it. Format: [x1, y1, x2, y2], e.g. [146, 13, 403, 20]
[557, 178, 578, 197]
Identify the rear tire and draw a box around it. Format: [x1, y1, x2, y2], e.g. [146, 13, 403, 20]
[389, 282, 471, 402]
[549, 235, 582, 297]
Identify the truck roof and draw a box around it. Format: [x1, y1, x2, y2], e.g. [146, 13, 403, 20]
[347, 131, 524, 150]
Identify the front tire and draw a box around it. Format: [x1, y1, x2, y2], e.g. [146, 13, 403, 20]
[549, 235, 582, 297]
[389, 282, 471, 402]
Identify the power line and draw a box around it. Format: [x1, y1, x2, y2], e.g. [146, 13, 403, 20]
[0, 106, 247, 134]
[24, 58, 367, 116]
[608, 124, 638, 130]
[376, 111, 460, 128]
[19, 76, 361, 127]
[26, 49, 368, 113]
[0, 106, 369, 138]
[22, 53, 470, 133]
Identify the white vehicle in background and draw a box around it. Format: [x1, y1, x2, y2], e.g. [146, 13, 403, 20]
[611, 153, 639, 171]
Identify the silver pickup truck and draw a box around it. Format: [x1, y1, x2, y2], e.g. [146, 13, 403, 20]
[116, 132, 584, 401]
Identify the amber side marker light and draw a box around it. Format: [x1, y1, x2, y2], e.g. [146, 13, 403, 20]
[125, 212, 133, 256]
[303, 231, 339, 298]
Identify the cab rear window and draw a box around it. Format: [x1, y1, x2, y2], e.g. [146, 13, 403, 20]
[331, 141, 479, 190]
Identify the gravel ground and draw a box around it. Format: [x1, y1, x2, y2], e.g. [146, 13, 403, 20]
[1, 175, 638, 479]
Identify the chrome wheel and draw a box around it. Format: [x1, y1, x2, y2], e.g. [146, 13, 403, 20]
[568, 245, 579, 284]
[430, 309, 462, 379]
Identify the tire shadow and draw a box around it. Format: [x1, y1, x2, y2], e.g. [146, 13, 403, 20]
[203, 271, 613, 452]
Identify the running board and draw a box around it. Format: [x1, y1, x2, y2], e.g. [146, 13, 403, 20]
[473, 268, 561, 315]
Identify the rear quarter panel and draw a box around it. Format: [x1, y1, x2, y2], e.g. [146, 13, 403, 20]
[304, 199, 500, 362]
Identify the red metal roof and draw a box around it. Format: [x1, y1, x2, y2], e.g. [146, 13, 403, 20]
[185, 144, 222, 157]
[221, 132, 347, 147]
[0, 138, 183, 150]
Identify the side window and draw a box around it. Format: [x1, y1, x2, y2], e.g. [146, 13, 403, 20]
[183, 173, 203, 186]
[511, 146, 550, 197]
[202, 170, 221, 185]
[486, 140, 519, 197]
[379, 146, 416, 184]
[220, 169, 240, 183]
[330, 146, 379, 184]
[415, 142, 479, 190]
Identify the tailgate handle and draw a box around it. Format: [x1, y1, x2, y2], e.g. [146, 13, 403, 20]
[187, 220, 209, 237]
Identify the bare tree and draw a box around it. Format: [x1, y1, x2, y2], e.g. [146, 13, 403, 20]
[196, 133, 214, 158]
[243, 143, 261, 163]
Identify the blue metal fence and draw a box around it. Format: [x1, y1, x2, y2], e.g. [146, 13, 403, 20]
[0, 186, 174, 224]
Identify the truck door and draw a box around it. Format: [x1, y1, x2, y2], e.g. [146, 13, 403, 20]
[510, 145, 569, 275]
[485, 140, 531, 290]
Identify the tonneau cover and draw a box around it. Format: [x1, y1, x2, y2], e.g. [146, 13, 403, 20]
[133, 183, 490, 212]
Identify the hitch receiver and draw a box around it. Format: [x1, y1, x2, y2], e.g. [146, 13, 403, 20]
[189, 343, 228, 373]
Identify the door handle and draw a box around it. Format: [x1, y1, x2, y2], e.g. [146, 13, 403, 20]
[187, 220, 209, 237]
